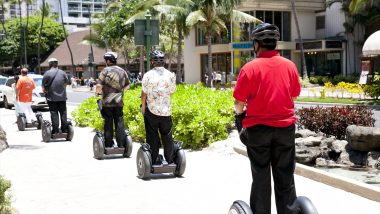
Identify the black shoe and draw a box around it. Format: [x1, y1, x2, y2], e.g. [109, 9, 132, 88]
[105, 140, 114, 148]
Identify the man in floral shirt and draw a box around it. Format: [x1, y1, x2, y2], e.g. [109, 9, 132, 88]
[97, 52, 130, 148]
[141, 50, 176, 165]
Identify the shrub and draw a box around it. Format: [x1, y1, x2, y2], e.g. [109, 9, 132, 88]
[364, 82, 380, 99]
[72, 84, 234, 149]
[296, 105, 375, 140]
[0, 176, 12, 214]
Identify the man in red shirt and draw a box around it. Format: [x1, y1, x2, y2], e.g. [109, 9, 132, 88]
[16, 68, 36, 124]
[233, 23, 301, 214]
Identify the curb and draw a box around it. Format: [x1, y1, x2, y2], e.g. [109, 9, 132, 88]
[233, 145, 380, 202]
[295, 101, 380, 109]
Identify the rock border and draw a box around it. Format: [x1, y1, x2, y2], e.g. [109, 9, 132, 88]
[233, 143, 380, 202]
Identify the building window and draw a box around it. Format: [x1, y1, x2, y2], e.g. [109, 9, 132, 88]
[69, 13, 79, 17]
[200, 52, 231, 83]
[316, 16, 325, 30]
[235, 10, 291, 42]
[196, 23, 231, 46]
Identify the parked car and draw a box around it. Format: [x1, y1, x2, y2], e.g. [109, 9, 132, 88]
[1, 74, 48, 109]
[0, 75, 8, 105]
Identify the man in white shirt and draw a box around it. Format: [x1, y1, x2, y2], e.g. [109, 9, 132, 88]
[141, 50, 176, 165]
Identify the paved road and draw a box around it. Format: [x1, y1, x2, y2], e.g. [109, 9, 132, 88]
[0, 106, 379, 214]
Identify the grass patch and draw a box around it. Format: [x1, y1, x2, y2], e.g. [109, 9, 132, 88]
[296, 97, 370, 105]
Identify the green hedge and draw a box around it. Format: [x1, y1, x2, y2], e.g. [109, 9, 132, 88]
[72, 84, 234, 149]
[0, 176, 12, 214]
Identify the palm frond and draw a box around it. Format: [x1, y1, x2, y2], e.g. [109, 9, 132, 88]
[186, 10, 207, 27]
[231, 10, 263, 24]
[125, 11, 147, 25]
[81, 34, 107, 49]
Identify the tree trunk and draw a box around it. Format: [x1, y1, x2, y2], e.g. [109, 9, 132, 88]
[24, 2, 29, 66]
[140, 46, 145, 76]
[59, 0, 75, 74]
[18, 0, 23, 67]
[168, 27, 175, 72]
[176, 24, 183, 84]
[206, 26, 212, 87]
[37, 0, 45, 74]
[291, 0, 308, 80]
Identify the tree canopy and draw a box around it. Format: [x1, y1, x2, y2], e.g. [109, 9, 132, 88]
[0, 15, 65, 70]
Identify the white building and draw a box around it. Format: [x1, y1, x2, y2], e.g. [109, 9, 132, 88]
[0, 0, 110, 32]
[183, 0, 362, 84]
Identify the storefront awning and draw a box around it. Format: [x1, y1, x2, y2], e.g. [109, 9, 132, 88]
[362, 30, 380, 57]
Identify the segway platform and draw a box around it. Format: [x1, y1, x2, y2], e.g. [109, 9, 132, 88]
[93, 129, 133, 160]
[41, 119, 74, 142]
[16, 112, 43, 131]
[229, 196, 318, 214]
[136, 141, 186, 179]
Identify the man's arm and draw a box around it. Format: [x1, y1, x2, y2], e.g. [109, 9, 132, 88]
[141, 91, 147, 114]
[234, 99, 245, 114]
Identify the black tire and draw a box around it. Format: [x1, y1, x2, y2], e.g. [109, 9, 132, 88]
[289, 196, 318, 214]
[136, 147, 151, 179]
[228, 200, 253, 214]
[93, 134, 105, 160]
[123, 134, 133, 158]
[174, 148, 186, 177]
[66, 124, 74, 141]
[4, 96, 10, 109]
[41, 121, 51, 143]
[17, 115, 26, 131]
[36, 114, 43, 129]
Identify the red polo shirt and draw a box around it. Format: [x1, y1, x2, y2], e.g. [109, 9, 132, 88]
[233, 50, 301, 128]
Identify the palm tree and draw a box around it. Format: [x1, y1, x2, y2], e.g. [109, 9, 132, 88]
[186, 0, 261, 87]
[0, 0, 7, 35]
[149, 0, 194, 84]
[58, 0, 75, 74]
[291, 0, 308, 81]
[22, 0, 35, 67]
[37, 0, 45, 74]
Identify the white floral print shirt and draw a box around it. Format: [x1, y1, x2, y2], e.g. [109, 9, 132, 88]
[142, 67, 176, 116]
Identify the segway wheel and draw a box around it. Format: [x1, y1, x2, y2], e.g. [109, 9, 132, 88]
[41, 121, 51, 143]
[93, 134, 105, 160]
[228, 200, 253, 214]
[123, 133, 133, 158]
[136, 147, 151, 179]
[174, 147, 186, 177]
[66, 124, 74, 141]
[36, 114, 43, 130]
[289, 196, 318, 214]
[17, 115, 26, 131]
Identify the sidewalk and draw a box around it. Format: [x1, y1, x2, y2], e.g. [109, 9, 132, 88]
[0, 106, 379, 213]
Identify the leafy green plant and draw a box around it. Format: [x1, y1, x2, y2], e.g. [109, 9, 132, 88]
[296, 105, 375, 139]
[364, 82, 380, 99]
[0, 176, 12, 214]
[72, 84, 234, 149]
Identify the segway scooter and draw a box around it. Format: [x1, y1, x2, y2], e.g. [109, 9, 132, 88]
[228, 196, 318, 214]
[16, 112, 43, 131]
[41, 119, 74, 142]
[93, 129, 133, 160]
[136, 141, 186, 179]
[92, 99, 133, 160]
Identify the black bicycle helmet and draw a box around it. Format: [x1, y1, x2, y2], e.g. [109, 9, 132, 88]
[251, 23, 280, 45]
[104, 52, 118, 62]
[150, 50, 165, 62]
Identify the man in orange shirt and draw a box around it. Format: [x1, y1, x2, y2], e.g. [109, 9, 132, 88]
[16, 68, 36, 124]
